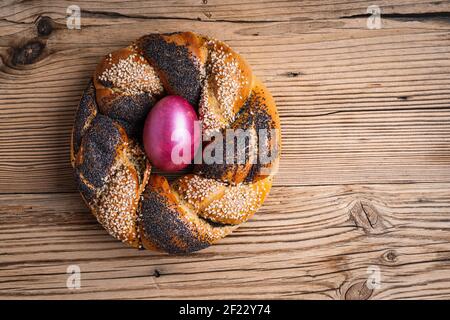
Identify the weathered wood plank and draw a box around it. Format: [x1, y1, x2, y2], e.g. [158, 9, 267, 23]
[1, 0, 449, 300]
[1, 0, 449, 26]
[0, 184, 449, 299]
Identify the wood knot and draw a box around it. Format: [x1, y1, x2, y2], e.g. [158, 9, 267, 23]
[344, 281, 373, 300]
[349, 201, 390, 235]
[36, 16, 53, 36]
[382, 249, 398, 263]
[11, 40, 46, 66]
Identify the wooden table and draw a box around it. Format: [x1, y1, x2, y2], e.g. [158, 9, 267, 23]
[1, 0, 449, 300]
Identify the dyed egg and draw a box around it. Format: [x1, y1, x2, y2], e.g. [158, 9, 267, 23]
[143, 95, 200, 172]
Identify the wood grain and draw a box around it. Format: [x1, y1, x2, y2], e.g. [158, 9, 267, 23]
[1, 184, 449, 299]
[0, 0, 449, 299]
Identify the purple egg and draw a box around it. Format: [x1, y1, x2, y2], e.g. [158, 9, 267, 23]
[143, 95, 200, 172]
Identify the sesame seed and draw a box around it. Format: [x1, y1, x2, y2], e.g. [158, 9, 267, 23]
[175, 175, 266, 224]
[89, 143, 147, 243]
[199, 39, 247, 133]
[202, 182, 263, 222]
[98, 54, 163, 96]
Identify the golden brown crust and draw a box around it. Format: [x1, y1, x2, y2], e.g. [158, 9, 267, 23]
[71, 32, 281, 253]
[161, 32, 208, 65]
[242, 77, 281, 181]
[70, 81, 98, 166]
[194, 75, 280, 184]
[139, 175, 236, 253]
[135, 32, 207, 107]
[173, 174, 273, 225]
[71, 88, 151, 246]
[199, 38, 253, 134]
[93, 46, 164, 136]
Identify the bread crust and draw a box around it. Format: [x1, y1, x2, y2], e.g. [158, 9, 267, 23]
[94, 46, 164, 137]
[71, 32, 281, 253]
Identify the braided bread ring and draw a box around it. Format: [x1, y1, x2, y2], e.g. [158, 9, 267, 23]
[71, 32, 281, 253]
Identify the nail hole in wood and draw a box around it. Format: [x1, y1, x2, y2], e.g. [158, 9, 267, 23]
[285, 71, 302, 78]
